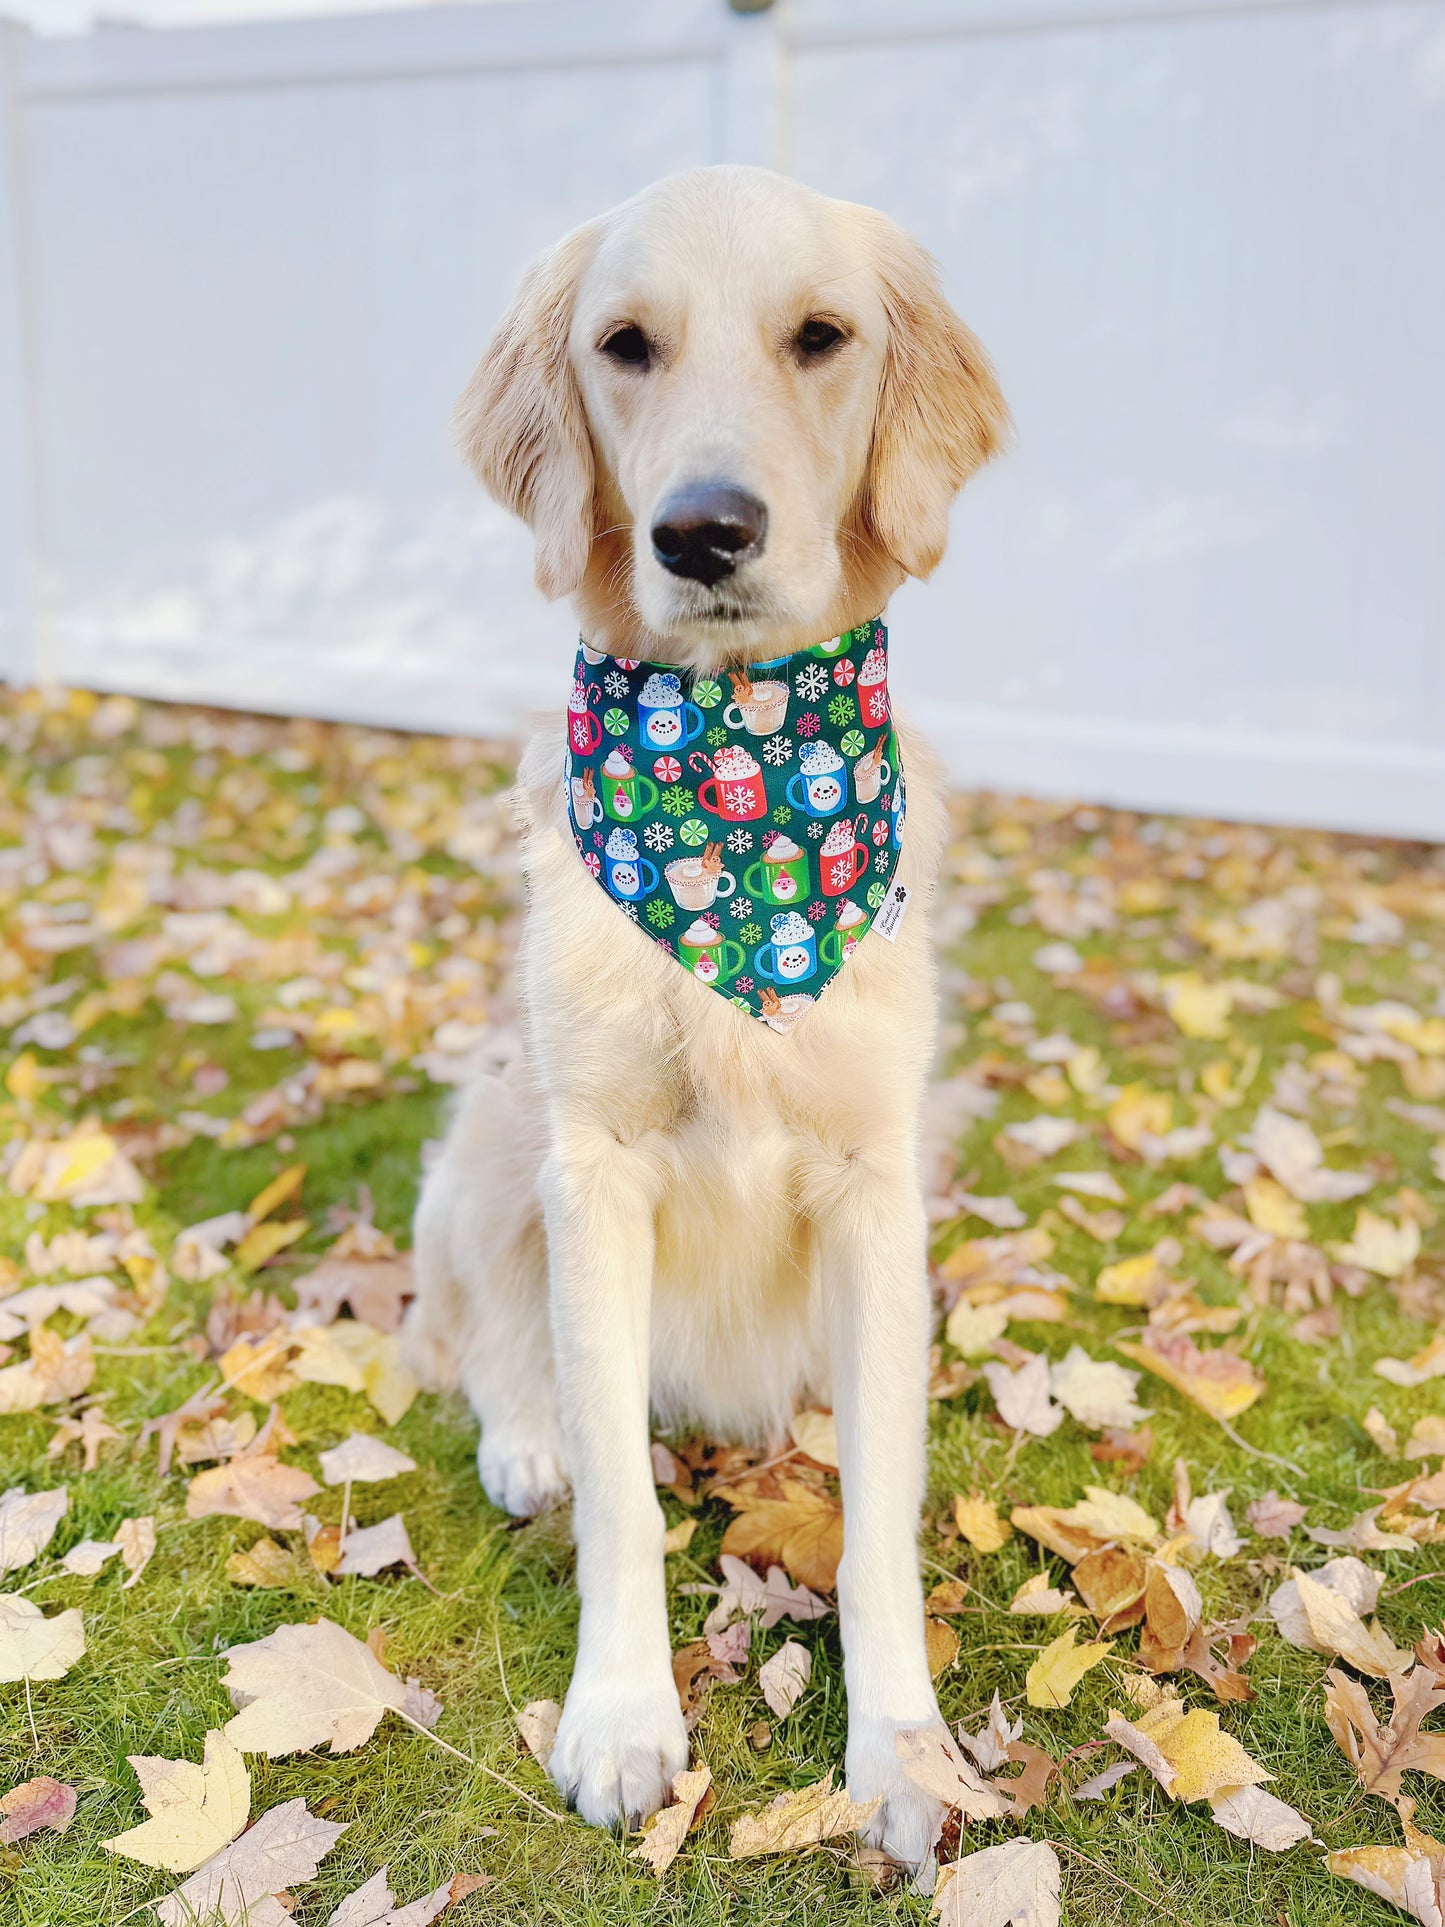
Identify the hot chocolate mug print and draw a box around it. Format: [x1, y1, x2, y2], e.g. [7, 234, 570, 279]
[562, 617, 904, 1026]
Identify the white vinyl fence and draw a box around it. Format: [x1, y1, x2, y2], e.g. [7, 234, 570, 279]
[1, 0, 1443, 836]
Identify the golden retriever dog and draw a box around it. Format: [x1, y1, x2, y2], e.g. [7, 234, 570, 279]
[404, 164, 1007, 1865]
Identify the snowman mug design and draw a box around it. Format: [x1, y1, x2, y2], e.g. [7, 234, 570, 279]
[638, 672, 704, 751]
[600, 747, 659, 821]
[692, 744, 767, 821]
[786, 741, 847, 818]
[602, 827, 658, 901]
[754, 909, 817, 984]
[743, 834, 808, 905]
[679, 917, 745, 985]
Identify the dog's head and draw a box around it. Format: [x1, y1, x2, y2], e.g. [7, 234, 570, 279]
[457, 166, 1008, 662]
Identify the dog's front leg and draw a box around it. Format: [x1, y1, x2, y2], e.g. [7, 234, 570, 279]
[540, 1128, 687, 1830]
[817, 1148, 943, 1868]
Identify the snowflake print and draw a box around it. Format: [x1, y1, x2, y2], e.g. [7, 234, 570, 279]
[643, 821, 674, 853]
[660, 784, 695, 817]
[874, 850, 891, 874]
[725, 827, 754, 855]
[807, 899, 827, 922]
[794, 662, 829, 702]
[761, 734, 793, 767]
[645, 898, 675, 930]
[583, 851, 601, 878]
[735, 975, 755, 994]
[827, 692, 857, 727]
[693, 677, 722, 709]
[740, 921, 762, 945]
[603, 706, 630, 736]
[603, 669, 631, 698]
[706, 725, 728, 748]
[678, 818, 708, 847]
[840, 728, 866, 757]
[591, 829, 605, 848]
[730, 896, 753, 920]
[806, 821, 827, 840]
[797, 711, 821, 739]
[654, 937, 674, 956]
[621, 901, 640, 921]
[771, 804, 793, 825]
[652, 755, 682, 783]
[832, 658, 856, 685]
[866, 881, 886, 909]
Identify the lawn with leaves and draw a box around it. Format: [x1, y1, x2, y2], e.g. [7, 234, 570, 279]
[1, 687, 1443, 1927]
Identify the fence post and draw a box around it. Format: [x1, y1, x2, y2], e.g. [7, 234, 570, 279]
[0, 21, 40, 689]
[717, 0, 788, 173]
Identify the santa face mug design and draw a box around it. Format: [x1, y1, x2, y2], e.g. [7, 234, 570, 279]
[818, 814, 870, 896]
[743, 834, 809, 906]
[678, 916, 746, 985]
[637, 671, 705, 751]
[818, 896, 869, 965]
[567, 674, 603, 756]
[692, 744, 767, 821]
[786, 741, 847, 818]
[600, 747, 659, 822]
[754, 909, 817, 985]
[602, 826, 658, 901]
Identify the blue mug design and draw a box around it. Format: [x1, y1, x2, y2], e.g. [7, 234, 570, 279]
[637, 671, 704, 752]
[602, 827, 658, 901]
[891, 775, 906, 849]
[787, 755, 847, 818]
[753, 911, 817, 984]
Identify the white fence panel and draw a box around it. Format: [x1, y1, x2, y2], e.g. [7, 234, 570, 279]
[0, 0, 1442, 836]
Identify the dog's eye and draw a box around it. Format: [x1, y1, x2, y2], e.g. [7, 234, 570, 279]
[794, 318, 846, 359]
[600, 325, 652, 368]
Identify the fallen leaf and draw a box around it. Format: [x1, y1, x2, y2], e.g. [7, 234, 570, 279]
[291, 1322, 419, 1425]
[895, 1724, 1006, 1821]
[759, 1639, 812, 1718]
[0, 1775, 77, 1845]
[246, 1163, 306, 1226]
[318, 1436, 417, 1488]
[933, 1837, 1061, 1927]
[717, 1479, 843, 1593]
[235, 1217, 310, 1273]
[1057, 1487, 1161, 1545]
[1073, 1760, 1137, 1801]
[1332, 1209, 1422, 1279]
[516, 1699, 561, 1766]
[0, 1486, 68, 1576]
[103, 1731, 250, 1873]
[789, 1409, 839, 1469]
[154, 1796, 346, 1927]
[0, 1594, 85, 1682]
[1269, 1555, 1382, 1648]
[983, 1354, 1064, 1437]
[927, 1616, 960, 1677]
[0, 1329, 95, 1413]
[1294, 1570, 1413, 1677]
[1008, 1574, 1080, 1618]
[632, 1765, 712, 1878]
[954, 1491, 1012, 1553]
[1376, 1331, 1445, 1389]
[221, 1616, 412, 1756]
[729, 1771, 878, 1858]
[1143, 1561, 1203, 1654]
[946, 1301, 1011, 1358]
[1048, 1347, 1150, 1431]
[663, 1517, 697, 1554]
[1090, 1426, 1153, 1474]
[1327, 1813, 1445, 1924]
[295, 1253, 416, 1335]
[1323, 1665, 1445, 1801]
[1208, 1783, 1314, 1852]
[959, 1693, 1023, 1774]
[1251, 1107, 1370, 1203]
[1110, 1697, 1271, 1803]
[1364, 1407, 1401, 1457]
[47, 1404, 121, 1471]
[327, 1865, 476, 1925]
[1247, 1491, 1307, 1539]
[187, 1455, 321, 1531]
[336, 1515, 416, 1578]
[116, 1515, 157, 1588]
[218, 1333, 298, 1402]
[1406, 1416, 1445, 1460]
[1182, 1491, 1243, 1560]
[682, 1553, 832, 1634]
[1115, 1330, 1265, 1424]
[1026, 1627, 1112, 1709]
[1307, 1505, 1421, 1554]
[226, 1538, 311, 1589]
[1071, 1547, 1148, 1634]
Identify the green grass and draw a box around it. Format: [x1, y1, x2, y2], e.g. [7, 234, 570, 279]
[1, 693, 1443, 1924]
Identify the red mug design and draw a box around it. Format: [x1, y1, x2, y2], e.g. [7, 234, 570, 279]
[819, 813, 869, 896]
[690, 747, 766, 822]
[568, 681, 603, 755]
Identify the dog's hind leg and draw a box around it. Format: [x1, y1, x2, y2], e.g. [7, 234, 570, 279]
[404, 1067, 568, 1517]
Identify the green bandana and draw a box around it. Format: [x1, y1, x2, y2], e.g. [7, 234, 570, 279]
[565, 617, 905, 1029]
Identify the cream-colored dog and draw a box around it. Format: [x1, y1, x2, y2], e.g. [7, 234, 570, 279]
[405, 165, 1007, 1865]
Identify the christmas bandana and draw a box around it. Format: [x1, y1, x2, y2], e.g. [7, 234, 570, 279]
[564, 617, 905, 1030]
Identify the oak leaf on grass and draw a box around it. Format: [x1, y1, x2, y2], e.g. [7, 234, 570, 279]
[187, 1453, 320, 1531]
[1323, 1666, 1445, 1802]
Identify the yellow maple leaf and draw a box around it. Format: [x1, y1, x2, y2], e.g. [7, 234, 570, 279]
[953, 1491, 1012, 1553]
[1244, 1175, 1308, 1241]
[1160, 973, 1233, 1040]
[1026, 1628, 1112, 1709]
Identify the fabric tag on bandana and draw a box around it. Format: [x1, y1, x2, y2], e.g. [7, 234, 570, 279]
[563, 617, 906, 1032]
[873, 880, 911, 942]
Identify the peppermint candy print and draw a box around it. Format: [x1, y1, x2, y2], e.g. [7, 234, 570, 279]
[564, 618, 903, 1029]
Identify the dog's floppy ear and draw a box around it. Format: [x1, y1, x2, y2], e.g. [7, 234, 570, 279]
[454, 224, 598, 600]
[861, 215, 1010, 580]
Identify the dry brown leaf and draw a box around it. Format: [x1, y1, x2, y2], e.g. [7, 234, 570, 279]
[1323, 1665, 1445, 1802]
[0, 1775, 77, 1845]
[759, 1639, 812, 1717]
[225, 1538, 311, 1589]
[1114, 1330, 1265, 1423]
[1089, 1425, 1154, 1474]
[295, 1253, 415, 1334]
[186, 1455, 320, 1531]
[1327, 1811, 1445, 1923]
[717, 1478, 843, 1592]
[1294, 1571, 1414, 1677]
[0, 1486, 68, 1576]
[728, 1772, 878, 1858]
[515, 1698, 561, 1766]
[894, 1724, 1006, 1821]
[926, 1616, 959, 1678]
[1071, 1547, 1148, 1634]
[632, 1765, 712, 1878]
[218, 1334, 298, 1403]
[933, 1838, 1061, 1927]
[0, 1594, 85, 1682]
[0, 1329, 95, 1414]
[102, 1731, 250, 1874]
[222, 1616, 415, 1757]
[1246, 1490, 1308, 1539]
[154, 1796, 345, 1927]
[988, 1740, 1058, 1819]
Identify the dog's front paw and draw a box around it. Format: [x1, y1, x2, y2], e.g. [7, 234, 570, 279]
[477, 1425, 568, 1517]
[847, 1710, 946, 1871]
[548, 1672, 689, 1831]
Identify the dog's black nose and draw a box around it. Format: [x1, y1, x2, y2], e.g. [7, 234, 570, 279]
[651, 484, 767, 587]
